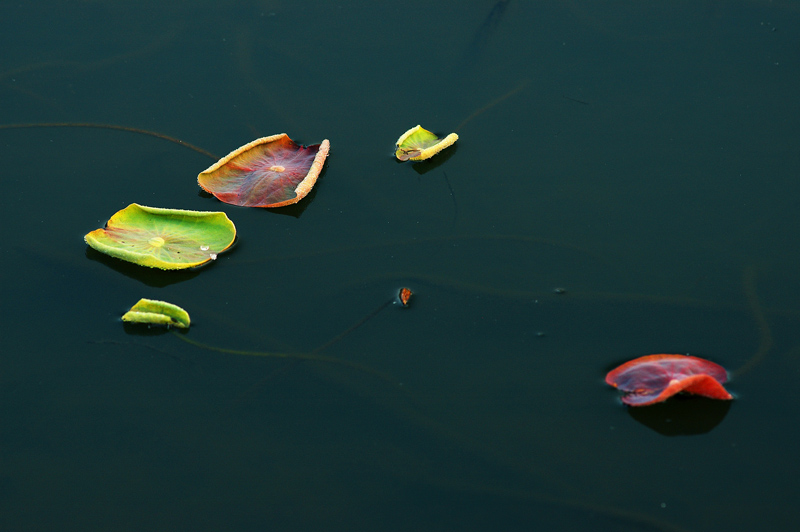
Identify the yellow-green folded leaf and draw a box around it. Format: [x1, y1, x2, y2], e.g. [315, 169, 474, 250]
[395, 125, 458, 161]
[121, 298, 190, 328]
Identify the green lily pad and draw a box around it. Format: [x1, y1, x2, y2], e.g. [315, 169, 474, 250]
[84, 203, 236, 270]
[395, 125, 458, 161]
[122, 298, 190, 328]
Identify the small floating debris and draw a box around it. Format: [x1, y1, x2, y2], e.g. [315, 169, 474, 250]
[397, 287, 413, 307]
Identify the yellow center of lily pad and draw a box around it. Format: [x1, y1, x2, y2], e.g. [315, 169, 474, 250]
[148, 236, 166, 248]
[269, 165, 286, 172]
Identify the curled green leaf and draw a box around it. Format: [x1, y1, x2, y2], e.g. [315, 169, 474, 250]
[121, 298, 191, 328]
[395, 125, 458, 161]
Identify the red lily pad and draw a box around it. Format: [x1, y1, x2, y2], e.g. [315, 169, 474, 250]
[198, 134, 330, 208]
[606, 354, 733, 406]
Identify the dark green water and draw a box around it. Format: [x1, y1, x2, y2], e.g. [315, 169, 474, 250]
[2, 1, 800, 530]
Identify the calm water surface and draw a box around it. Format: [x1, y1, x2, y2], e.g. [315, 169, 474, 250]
[2, 1, 800, 530]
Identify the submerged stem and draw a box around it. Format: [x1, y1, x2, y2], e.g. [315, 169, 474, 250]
[0, 122, 218, 161]
[172, 330, 392, 379]
[735, 265, 773, 377]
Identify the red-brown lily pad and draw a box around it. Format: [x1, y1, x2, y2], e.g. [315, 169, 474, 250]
[606, 354, 733, 406]
[198, 134, 330, 208]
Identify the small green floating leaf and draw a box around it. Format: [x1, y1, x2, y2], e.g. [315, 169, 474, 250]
[84, 203, 236, 270]
[395, 125, 458, 161]
[122, 298, 191, 328]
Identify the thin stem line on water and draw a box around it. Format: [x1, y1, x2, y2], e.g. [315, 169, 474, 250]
[0, 122, 218, 161]
[735, 265, 773, 377]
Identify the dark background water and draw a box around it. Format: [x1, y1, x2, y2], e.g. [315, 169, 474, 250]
[2, 1, 800, 530]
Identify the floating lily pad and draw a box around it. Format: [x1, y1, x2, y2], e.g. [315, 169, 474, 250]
[122, 298, 190, 328]
[198, 134, 330, 208]
[606, 354, 733, 407]
[85, 203, 236, 270]
[395, 125, 458, 161]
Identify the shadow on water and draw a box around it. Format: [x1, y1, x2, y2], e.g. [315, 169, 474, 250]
[85, 245, 215, 287]
[626, 397, 733, 436]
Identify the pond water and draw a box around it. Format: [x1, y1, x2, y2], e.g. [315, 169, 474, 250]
[2, 1, 799, 530]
